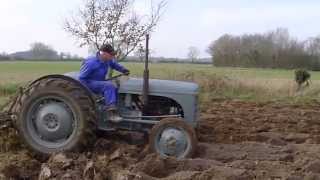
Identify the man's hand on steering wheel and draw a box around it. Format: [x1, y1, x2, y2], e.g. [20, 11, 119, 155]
[123, 69, 130, 76]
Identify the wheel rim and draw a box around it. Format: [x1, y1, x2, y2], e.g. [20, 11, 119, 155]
[155, 126, 191, 158]
[26, 95, 78, 149]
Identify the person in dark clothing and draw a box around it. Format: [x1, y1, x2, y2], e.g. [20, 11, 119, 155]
[79, 44, 130, 122]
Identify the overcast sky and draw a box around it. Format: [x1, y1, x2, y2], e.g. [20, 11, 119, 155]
[0, 0, 319, 58]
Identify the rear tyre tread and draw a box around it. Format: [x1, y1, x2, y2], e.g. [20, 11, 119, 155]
[14, 77, 97, 156]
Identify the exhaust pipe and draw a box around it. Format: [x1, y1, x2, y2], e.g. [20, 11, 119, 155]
[142, 34, 150, 112]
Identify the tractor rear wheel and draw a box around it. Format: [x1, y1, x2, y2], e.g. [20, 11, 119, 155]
[14, 77, 96, 155]
[149, 118, 197, 159]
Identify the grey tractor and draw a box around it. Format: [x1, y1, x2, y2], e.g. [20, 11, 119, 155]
[10, 71, 199, 159]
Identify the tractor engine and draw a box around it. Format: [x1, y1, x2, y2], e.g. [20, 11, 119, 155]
[117, 94, 183, 118]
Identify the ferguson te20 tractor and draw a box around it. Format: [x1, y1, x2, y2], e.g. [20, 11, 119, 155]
[8, 36, 199, 159]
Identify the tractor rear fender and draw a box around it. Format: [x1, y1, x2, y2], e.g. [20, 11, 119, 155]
[28, 74, 96, 105]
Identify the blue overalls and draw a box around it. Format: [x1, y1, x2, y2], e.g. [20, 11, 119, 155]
[79, 53, 127, 107]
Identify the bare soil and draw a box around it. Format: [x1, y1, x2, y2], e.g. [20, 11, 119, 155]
[1, 100, 320, 179]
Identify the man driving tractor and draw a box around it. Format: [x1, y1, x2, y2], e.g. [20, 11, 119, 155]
[79, 44, 130, 122]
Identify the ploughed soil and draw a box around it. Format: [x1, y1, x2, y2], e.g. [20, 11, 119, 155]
[1, 100, 320, 179]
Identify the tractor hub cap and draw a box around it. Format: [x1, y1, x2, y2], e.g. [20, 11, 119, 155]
[35, 103, 73, 141]
[44, 113, 59, 129]
[158, 128, 188, 157]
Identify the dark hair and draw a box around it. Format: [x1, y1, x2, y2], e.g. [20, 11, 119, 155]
[100, 44, 116, 55]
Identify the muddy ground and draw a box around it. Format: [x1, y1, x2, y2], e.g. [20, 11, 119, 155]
[1, 100, 320, 179]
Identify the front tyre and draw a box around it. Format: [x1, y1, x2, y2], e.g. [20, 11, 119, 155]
[149, 118, 197, 159]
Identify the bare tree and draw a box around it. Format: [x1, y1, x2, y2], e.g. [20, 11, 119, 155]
[187, 46, 200, 63]
[0, 52, 10, 60]
[305, 36, 320, 56]
[64, 0, 166, 61]
[207, 34, 241, 66]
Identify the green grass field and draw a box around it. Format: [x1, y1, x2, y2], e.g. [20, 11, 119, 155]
[0, 61, 313, 80]
[0, 61, 319, 106]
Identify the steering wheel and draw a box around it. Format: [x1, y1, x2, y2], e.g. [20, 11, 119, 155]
[105, 73, 126, 81]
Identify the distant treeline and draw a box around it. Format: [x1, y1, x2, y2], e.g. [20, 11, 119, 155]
[0, 54, 10, 60]
[0, 42, 212, 64]
[207, 28, 320, 70]
[0, 42, 82, 61]
[0, 55, 211, 64]
[123, 57, 211, 64]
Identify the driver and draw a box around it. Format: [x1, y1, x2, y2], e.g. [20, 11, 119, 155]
[79, 44, 130, 122]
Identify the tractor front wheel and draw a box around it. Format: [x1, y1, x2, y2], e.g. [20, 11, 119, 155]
[149, 118, 197, 159]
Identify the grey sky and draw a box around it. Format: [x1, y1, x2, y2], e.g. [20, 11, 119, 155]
[0, 0, 319, 58]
